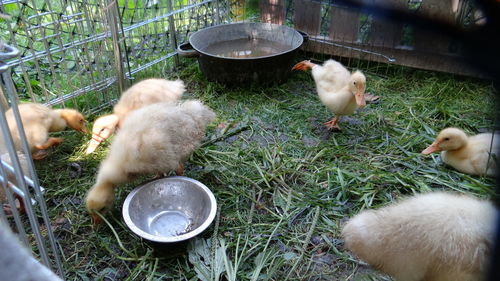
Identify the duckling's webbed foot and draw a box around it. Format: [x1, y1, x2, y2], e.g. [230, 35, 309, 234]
[324, 117, 341, 131]
[32, 150, 49, 160]
[175, 163, 184, 176]
[292, 60, 315, 71]
[35, 137, 64, 150]
[3, 204, 13, 216]
[91, 213, 103, 226]
[16, 194, 25, 214]
[32, 137, 64, 159]
[153, 173, 167, 179]
[2, 194, 25, 216]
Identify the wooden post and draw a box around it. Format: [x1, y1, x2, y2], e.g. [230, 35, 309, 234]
[294, 0, 321, 36]
[260, 0, 286, 25]
[329, 2, 360, 42]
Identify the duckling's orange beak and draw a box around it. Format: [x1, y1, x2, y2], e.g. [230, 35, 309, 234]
[422, 142, 441, 154]
[78, 124, 88, 134]
[355, 91, 366, 108]
[292, 60, 316, 71]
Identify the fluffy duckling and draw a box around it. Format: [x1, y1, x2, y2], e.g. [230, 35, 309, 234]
[85, 100, 215, 224]
[292, 59, 366, 130]
[422, 127, 498, 177]
[4, 103, 86, 160]
[342, 192, 496, 281]
[0, 153, 28, 215]
[86, 78, 185, 154]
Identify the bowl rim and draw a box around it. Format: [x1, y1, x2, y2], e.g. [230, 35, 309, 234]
[189, 22, 304, 60]
[122, 176, 217, 243]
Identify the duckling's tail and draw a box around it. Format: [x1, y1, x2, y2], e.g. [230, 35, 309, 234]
[163, 79, 186, 101]
[180, 100, 216, 127]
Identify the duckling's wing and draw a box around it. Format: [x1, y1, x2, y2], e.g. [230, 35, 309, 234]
[469, 133, 498, 176]
[312, 60, 350, 92]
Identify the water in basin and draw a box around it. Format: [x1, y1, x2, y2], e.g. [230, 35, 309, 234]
[204, 38, 291, 58]
[148, 210, 193, 237]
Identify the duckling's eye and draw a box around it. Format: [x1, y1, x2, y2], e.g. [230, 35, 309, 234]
[100, 128, 105, 133]
[353, 81, 357, 85]
[444, 137, 450, 141]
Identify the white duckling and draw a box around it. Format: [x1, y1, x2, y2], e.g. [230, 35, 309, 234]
[86, 78, 185, 154]
[292, 59, 366, 130]
[422, 127, 498, 177]
[85, 100, 215, 224]
[4, 103, 87, 160]
[342, 192, 496, 281]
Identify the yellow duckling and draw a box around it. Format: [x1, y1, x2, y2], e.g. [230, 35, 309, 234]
[292, 59, 366, 130]
[342, 192, 496, 281]
[4, 103, 86, 159]
[422, 127, 498, 177]
[85, 100, 215, 224]
[86, 78, 185, 154]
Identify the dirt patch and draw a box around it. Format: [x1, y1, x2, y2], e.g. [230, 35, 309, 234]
[308, 117, 334, 140]
[302, 135, 320, 147]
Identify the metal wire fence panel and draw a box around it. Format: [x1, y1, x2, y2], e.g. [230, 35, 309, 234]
[0, 0, 231, 278]
[119, 0, 230, 78]
[1, 0, 232, 113]
[0, 42, 64, 277]
[0, 0, 122, 113]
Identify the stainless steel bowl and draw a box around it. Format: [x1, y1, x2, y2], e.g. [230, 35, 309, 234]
[122, 176, 217, 243]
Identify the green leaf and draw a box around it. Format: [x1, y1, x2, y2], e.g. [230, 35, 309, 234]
[66, 61, 76, 70]
[30, 80, 39, 87]
[4, 3, 17, 14]
[188, 238, 225, 281]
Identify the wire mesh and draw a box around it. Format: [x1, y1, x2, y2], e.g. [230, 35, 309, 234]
[0, 0, 233, 113]
[0, 0, 123, 113]
[272, 0, 485, 76]
[119, 0, 228, 78]
[0, 0, 232, 278]
[0, 42, 64, 277]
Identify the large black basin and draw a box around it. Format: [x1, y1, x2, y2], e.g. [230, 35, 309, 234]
[178, 23, 307, 86]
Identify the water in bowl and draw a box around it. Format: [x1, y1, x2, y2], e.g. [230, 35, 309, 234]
[148, 210, 193, 237]
[204, 38, 291, 58]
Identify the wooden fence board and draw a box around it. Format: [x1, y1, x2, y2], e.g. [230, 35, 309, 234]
[272, 0, 481, 77]
[303, 36, 485, 78]
[260, 0, 286, 25]
[293, 0, 321, 35]
[329, 4, 360, 42]
[414, 0, 458, 52]
[368, 0, 406, 47]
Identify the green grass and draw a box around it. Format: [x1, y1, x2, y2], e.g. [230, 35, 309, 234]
[30, 56, 496, 280]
